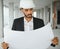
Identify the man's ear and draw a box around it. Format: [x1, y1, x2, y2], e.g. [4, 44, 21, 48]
[20, 8, 23, 12]
[20, 8, 23, 10]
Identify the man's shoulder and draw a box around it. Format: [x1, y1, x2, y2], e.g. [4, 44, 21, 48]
[33, 17, 44, 22]
[13, 17, 24, 22]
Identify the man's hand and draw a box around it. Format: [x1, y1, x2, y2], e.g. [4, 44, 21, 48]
[52, 37, 59, 46]
[1, 42, 9, 49]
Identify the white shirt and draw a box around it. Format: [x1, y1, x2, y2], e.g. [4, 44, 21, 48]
[24, 17, 33, 31]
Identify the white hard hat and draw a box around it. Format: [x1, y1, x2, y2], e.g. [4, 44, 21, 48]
[19, 0, 35, 8]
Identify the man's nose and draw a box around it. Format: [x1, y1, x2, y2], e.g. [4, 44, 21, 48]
[27, 10, 32, 14]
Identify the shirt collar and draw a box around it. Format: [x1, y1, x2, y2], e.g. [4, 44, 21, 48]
[24, 17, 33, 23]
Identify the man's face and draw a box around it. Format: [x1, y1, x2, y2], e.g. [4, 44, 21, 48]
[22, 8, 33, 18]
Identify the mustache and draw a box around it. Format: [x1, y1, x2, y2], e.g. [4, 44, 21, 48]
[27, 14, 32, 16]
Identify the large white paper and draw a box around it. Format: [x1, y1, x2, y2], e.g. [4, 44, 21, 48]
[4, 23, 54, 49]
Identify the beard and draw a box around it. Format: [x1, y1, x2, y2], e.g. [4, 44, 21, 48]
[24, 14, 32, 18]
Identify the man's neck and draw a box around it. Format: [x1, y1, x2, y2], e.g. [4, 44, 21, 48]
[24, 17, 32, 22]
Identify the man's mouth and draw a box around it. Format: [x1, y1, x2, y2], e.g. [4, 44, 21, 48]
[27, 14, 32, 16]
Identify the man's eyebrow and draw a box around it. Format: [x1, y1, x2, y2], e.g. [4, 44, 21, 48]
[29, 8, 33, 10]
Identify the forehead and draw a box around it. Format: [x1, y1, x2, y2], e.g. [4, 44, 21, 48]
[23, 8, 33, 10]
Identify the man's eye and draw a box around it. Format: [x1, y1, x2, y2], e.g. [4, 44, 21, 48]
[25, 9, 28, 11]
[30, 8, 33, 10]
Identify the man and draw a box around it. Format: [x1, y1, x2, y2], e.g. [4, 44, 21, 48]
[12, 8, 44, 31]
[2, 0, 58, 49]
[12, 0, 44, 31]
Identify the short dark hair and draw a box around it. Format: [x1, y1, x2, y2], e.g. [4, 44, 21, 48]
[20, 8, 23, 10]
